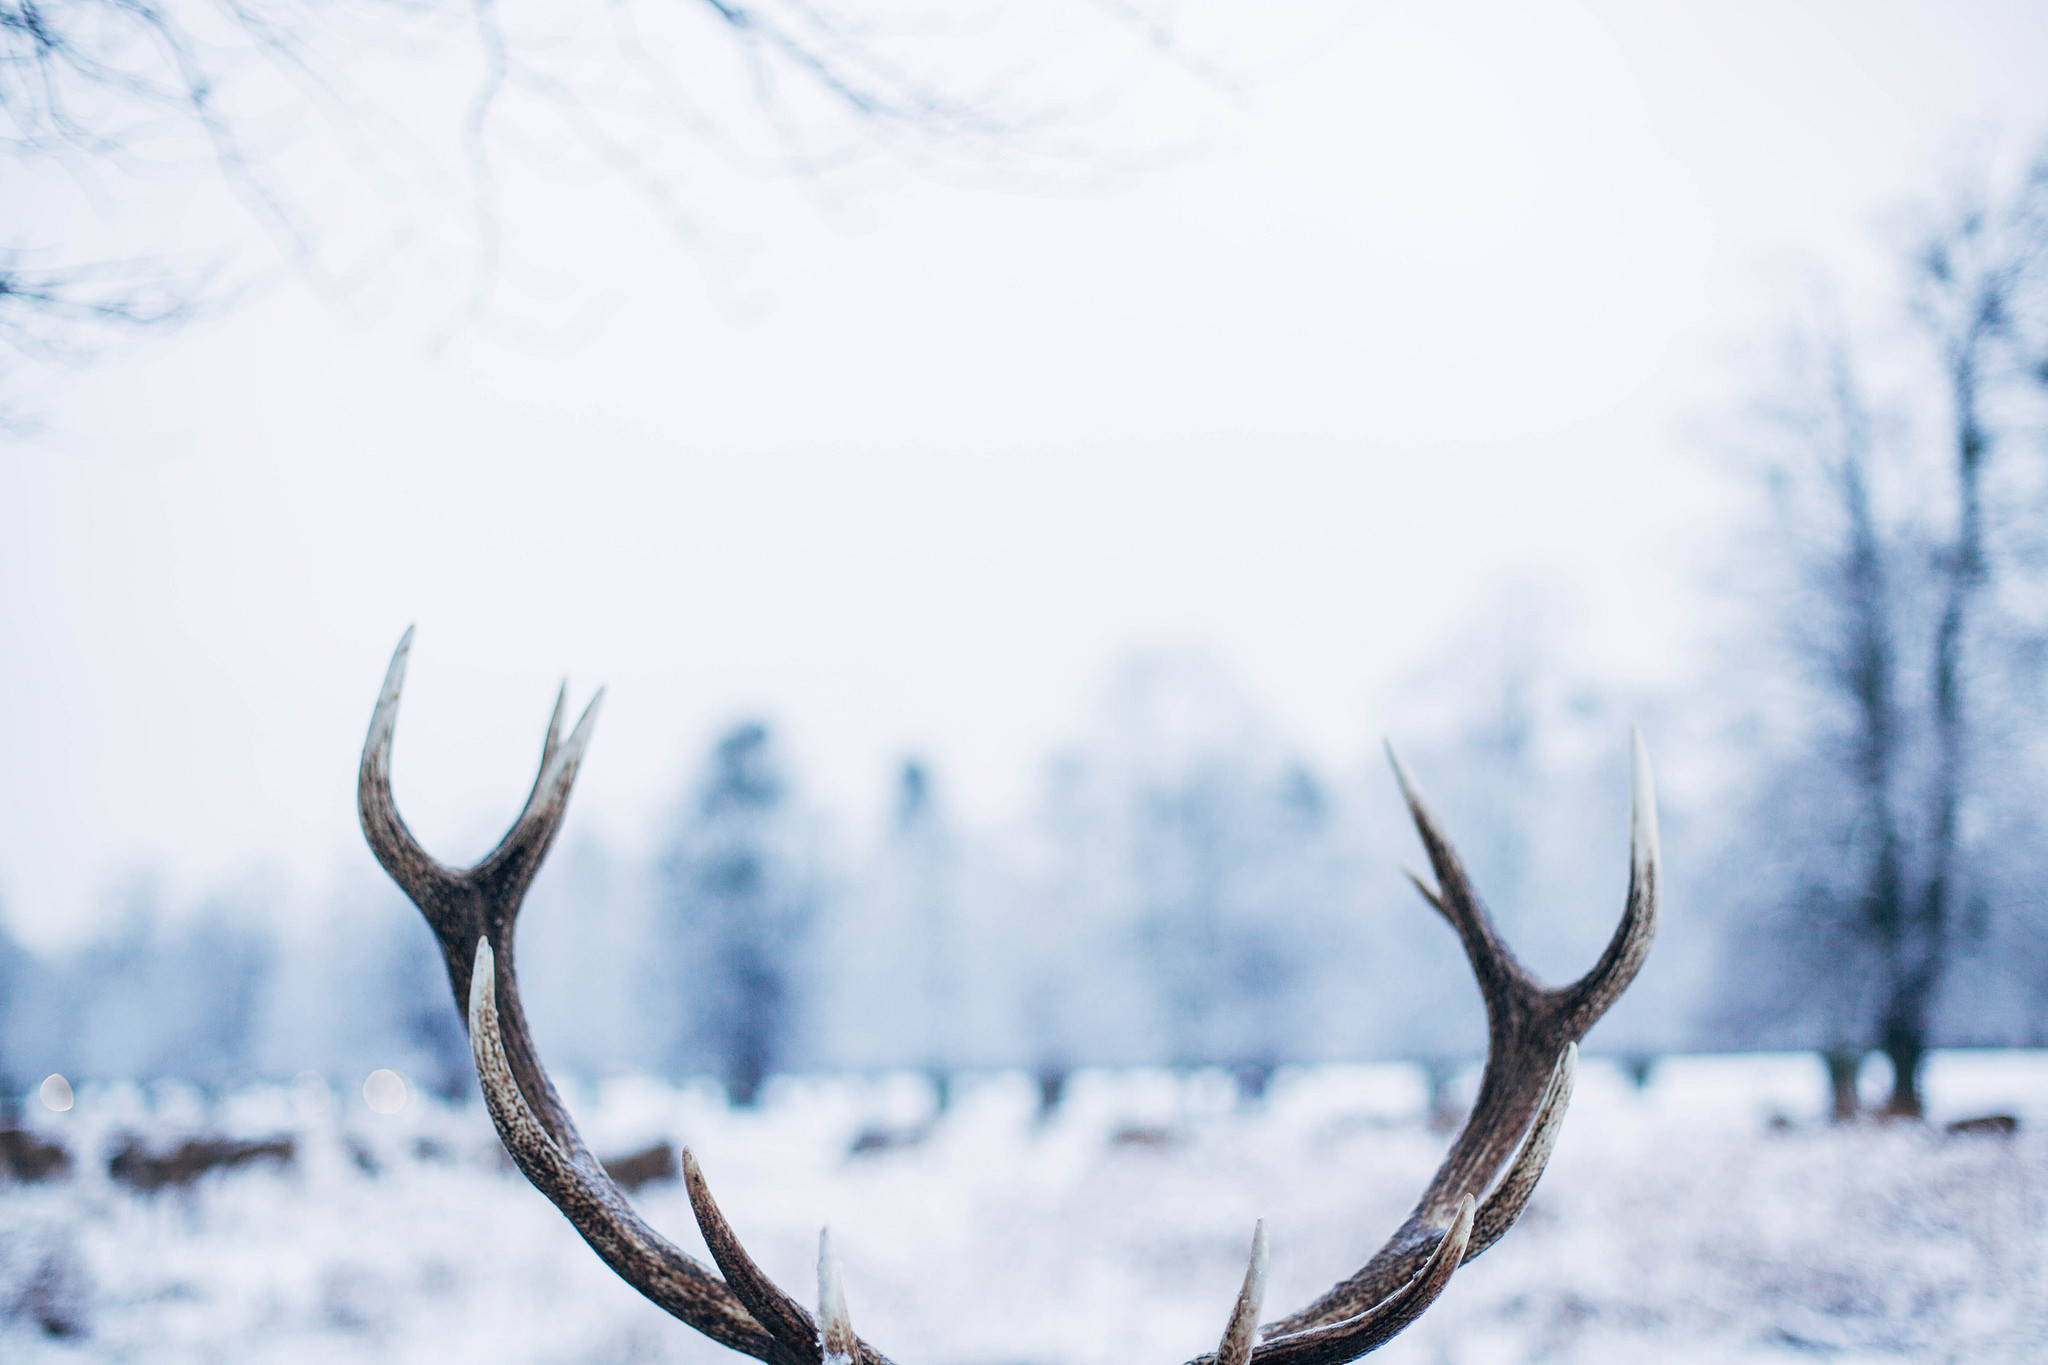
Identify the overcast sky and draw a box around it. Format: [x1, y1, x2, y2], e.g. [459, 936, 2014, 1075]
[5, 0, 2048, 943]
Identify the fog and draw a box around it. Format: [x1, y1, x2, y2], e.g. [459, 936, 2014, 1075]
[8, 1, 2048, 942]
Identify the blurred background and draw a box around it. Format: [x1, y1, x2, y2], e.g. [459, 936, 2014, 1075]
[4, 1, 2048, 1360]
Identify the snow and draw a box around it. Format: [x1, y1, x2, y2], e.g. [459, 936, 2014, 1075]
[4, 1054, 2046, 1363]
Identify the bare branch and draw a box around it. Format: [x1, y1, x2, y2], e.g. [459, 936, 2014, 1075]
[3, 0, 1194, 413]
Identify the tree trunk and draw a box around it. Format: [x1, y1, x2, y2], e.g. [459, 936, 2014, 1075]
[1878, 340, 1987, 1117]
[1034, 1066, 1067, 1121]
[1879, 1028, 1926, 1119]
[1822, 345, 1910, 1113]
[1823, 1049, 1864, 1122]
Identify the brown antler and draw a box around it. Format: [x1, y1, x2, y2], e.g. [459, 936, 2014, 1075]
[359, 632, 1658, 1365]
[360, 629, 813, 1365]
[1256, 736, 1658, 1339]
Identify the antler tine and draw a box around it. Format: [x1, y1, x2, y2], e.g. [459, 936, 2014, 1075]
[1216, 1222, 1269, 1365]
[1261, 740, 1658, 1340]
[1377, 743, 1550, 1222]
[684, 1153, 897, 1365]
[474, 683, 605, 908]
[1555, 729, 1661, 1036]
[1382, 742, 1540, 1008]
[686, 1150, 823, 1360]
[818, 1231, 857, 1365]
[1401, 868, 1452, 924]
[468, 942, 792, 1363]
[358, 626, 462, 914]
[1245, 1198, 1475, 1365]
[513, 682, 571, 824]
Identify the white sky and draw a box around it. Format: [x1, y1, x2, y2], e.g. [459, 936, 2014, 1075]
[6, 0, 2048, 942]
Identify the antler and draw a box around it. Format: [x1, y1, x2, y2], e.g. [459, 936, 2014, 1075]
[359, 629, 806, 1365]
[359, 631, 1659, 1365]
[1255, 736, 1658, 1338]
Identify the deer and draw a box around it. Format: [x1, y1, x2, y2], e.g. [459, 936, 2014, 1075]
[356, 628, 1659, 1365]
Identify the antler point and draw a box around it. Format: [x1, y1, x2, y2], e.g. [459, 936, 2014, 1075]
[818, 1227, 854, 1362]
[1628, 729, 1661, 871]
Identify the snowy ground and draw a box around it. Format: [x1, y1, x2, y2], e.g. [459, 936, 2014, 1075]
[3, 1053, 2046, 1365]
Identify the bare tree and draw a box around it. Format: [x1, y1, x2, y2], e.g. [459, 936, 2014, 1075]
[1875, 161, 2048, 1113]
[1715, 146, 2048, 1117]
[1713, 323, 1904, 1109]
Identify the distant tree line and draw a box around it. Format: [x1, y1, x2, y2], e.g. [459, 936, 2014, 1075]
[0, 639, 1699, 1110]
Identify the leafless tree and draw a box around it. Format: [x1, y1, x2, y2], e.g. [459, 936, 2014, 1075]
[1876, 159, 2048, 1113]
[1713, 323, 1904, 1110]
[1716, 145, 2048, 1117]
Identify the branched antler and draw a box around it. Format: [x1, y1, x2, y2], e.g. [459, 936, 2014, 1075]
[359, 631, 1659, 1364]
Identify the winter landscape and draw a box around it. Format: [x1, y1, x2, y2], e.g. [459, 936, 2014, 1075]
[10, 2, 2048, 1362]
[4, 1054, 2046, 1364]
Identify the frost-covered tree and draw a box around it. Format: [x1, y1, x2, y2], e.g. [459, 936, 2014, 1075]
[46, 883, 159, 1083]
[1713, 148, 2048, 1115]
[518, 833, 656, 1080]
[378, 904, 473, 1102]
[153, 904, 275, 1093]
[1028, 652, 1352, 1085]
[889, 762, 962, 1090]
[658, 721, 821, 1105]
[253, 878, 455, 1095]
[1707, 327, 1913, 1106]
[11, 880, 276, 1091]
[819, 760, 969, 1086]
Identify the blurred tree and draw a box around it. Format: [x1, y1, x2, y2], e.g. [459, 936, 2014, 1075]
[382, 905, 473, 1101]
[0, 910, 30, 1102]
[879, 759, 962, 1102]
[56, 882, 160, 1084]
[1128, 754, 1331, 1091]
[1034, 652, 1347, 1091]
[1877, 168, 2048, 1113]
[156, 905, 275, 1095]
[1708, 333, 1902, 1095]
[658, 721, 820, 1105]
[1716, 148, 2048, 1117]
[516, 833, 654, 1080]
[13, 880, 275, 1092]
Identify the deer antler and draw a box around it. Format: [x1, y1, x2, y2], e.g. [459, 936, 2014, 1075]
[1253, 739, 1657, 1336]
[359, 629, 797, 1365]
[359, 632, 1658, 1365]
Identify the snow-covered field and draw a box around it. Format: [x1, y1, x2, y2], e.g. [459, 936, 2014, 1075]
[4, 1053, 2046, 1364]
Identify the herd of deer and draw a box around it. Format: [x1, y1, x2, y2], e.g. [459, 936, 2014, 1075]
[352, 628, 1660, 1364]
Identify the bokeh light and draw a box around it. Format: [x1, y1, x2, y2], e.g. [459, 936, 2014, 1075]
[363, 1068, 408, 1114]
[39, 1073, 74, 1111]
